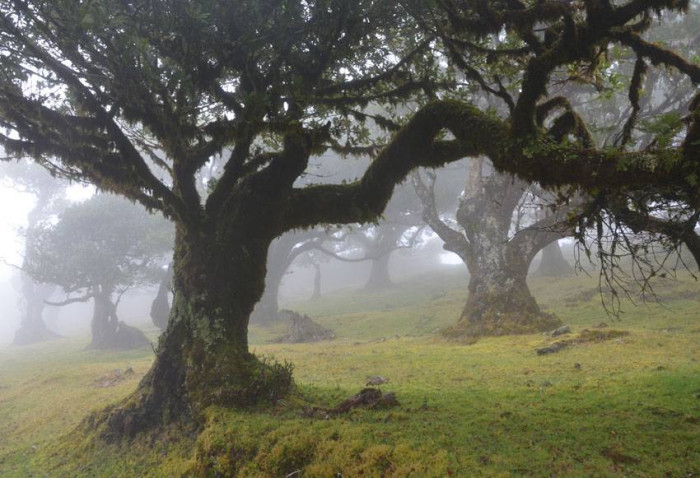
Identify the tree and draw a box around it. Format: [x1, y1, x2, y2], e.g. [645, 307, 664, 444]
[0, 1, 443, 435]
[414, 159, 573, 338]
[1, 0, 699, 438]
[0, 160, 67, 345]
[24, 194, 172, 349]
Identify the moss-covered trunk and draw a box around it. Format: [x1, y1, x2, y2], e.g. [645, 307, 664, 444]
[447, 263, 559, 338]
[103, 224, 292, 438]
[437, 166, 563, 340]
[250, 263, 283, 325]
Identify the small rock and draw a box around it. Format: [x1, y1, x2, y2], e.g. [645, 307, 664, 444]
[537, 341, 569, 355]
[366, 375, 389, 386]
[551, 325, 571, 337]
[274, 310, 335, 343]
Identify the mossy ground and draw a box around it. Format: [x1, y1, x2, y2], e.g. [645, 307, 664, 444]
[1, 269, 699, 476]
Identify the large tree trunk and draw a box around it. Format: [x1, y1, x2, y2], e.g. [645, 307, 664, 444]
[534, 241, 573, 277]
[444, 257, 559, 339]
[13, 274, 61, 345]
[361, 225, 404, 291]
[251, 231, 322, 324]
[102, 226, 292, 438]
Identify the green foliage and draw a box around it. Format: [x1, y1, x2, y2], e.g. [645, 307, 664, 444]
[245, 355, 295, 406]
[639, 112, 684, 150]
[24, 193, 173, 294]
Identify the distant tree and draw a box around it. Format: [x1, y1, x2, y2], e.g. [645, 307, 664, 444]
[316, 175, 462, 292]
[0, 160, 67, 345]
[414, 159, 576, 338]
[357, 184, 426, 291]
[24, 194, 173, 349]
[534, 241, 574, 277]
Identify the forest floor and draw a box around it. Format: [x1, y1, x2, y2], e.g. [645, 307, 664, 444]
[1, 268, 699, 476]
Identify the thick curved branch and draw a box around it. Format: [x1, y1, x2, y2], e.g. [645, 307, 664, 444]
[612, 30, 700, 83]
[509, 205, 577, 266]
[284, 100, 505, 230]
[284, 99, 697, 234]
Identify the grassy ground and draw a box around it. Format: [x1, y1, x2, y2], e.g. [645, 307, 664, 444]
[1, 269, 699, 476]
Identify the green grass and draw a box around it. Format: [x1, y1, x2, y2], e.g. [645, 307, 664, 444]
[1, 270, 699, 476]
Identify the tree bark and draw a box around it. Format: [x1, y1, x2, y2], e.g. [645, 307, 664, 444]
[251, 276, 282, 325]
[103, 221, 292, 438]
[534, 241, 574, 277]
[90, 287, 118, 349]
[444, 251, 559, 339]
[361, 225, 406, 291]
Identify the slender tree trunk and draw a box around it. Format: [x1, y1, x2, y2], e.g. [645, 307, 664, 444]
[90, 287, 119, 349]
[14, 188, 63, 346]
[311, 263, 322, 300]
[13, 275, 60, 345]
[535, 241, 573, 277]
[363, 252, 393, 291]
[90, 286, 149, 350]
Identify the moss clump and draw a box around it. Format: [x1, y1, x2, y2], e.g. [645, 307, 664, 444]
[537, 328, 630, 355]
[186, 351, 295, 411]
[442, 310, 561, 343]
